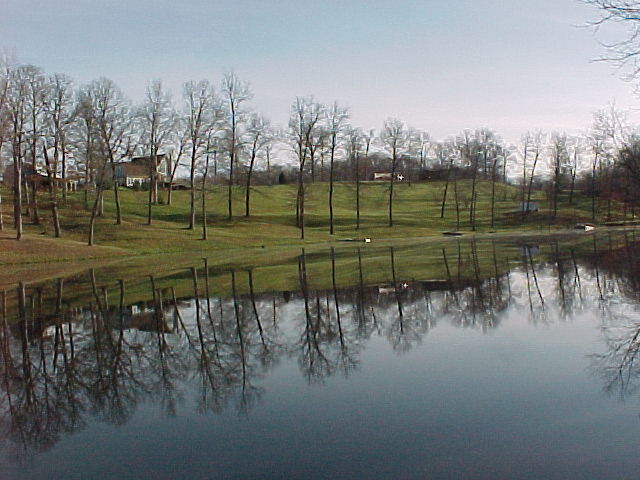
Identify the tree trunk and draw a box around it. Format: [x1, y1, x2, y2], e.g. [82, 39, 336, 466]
[453, 169, 460, 231]
[569, 166, 577, 205]
[31, 135, 40, 225]
[88, 188, 103, 246]
[88, 161, 109, 246]
[189, 148, 196, 229]
[147, 160, 154, 225]
[228, 108, 236, 221]
[469, 165, 478, 231]
[245, 151, 255, 217]
[526, 154, 539, 221]
[13, 153, 22, 240]
[167, 152, 181, 206]
[109, 156, 122, 225]
[591, 155, 598, 222]
[61, 138, 67, 203]
[42, 145, 61, 237]
[389, 150, 397, 227]
[521, 149, 527, 223]
[355, 151, 360, 230]
[297, 159, 306, 239]
[490, 158, 498, 229]
[228, 153, 234, 220]
[441, 160, 452, 219]
[329, 139, 336, 234]
[202, 153, 209, 240]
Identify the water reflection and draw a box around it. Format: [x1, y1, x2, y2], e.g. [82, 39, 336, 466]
[2, 233, 640, 465]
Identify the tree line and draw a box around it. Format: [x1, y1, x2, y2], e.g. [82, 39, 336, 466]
[2, 55, 640, 244]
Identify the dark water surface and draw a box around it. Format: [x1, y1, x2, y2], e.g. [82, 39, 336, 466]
[2, 234, 640, 479]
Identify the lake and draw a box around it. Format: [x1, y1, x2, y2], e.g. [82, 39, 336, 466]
[2, 232, 640, 479]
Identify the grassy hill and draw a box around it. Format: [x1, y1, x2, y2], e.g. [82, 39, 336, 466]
[0, 179, 632, 264]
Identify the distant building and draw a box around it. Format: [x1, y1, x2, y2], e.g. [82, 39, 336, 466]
[373, 172, 405, 181]
[3, 166, 81, 192]
[113, 154, 171, 188]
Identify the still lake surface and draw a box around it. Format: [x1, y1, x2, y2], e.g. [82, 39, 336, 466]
[2, 233, 640, 479]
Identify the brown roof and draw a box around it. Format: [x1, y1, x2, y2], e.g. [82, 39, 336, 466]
[122, 163, 149, 178]
[131, 154, 166, 166]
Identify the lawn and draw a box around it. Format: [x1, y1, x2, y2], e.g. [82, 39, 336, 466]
[0, 179, 633, 271]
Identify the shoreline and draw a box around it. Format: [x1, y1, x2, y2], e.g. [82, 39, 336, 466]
[2, 225, 636, 289]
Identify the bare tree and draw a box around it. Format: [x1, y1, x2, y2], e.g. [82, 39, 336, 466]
[183, 80, 217, 230]
[289, 96, 322, 239]
[5, 65, 32, 239]
[81, 78, 135, 242]
[456, 130, 476, 229]
[166, 117, 189, 206]
[38, 73, 74, 238]
[380, 118, 411, 227]
[345, 126, 363, 229]
[25, 65, 48, 225]
[567, 135, 584, 205]
[362, 129, 374, 190]
[436, 140, 457, 219]
[222, 73, 252, 220]
[0, 54, 10, 164]
[326, 102, 349, 235]
[470, 129, 498, 230]
[308, 125, 328, 182]
[243, 113, 272, 217]
[417, 130, 431, 173]
[201, 132, 216, 240]
[491, 150, 506, 229]
[138, 79, 175, 225]
[588, 115, 609, 221]
[47, 73, 75, 203]
[0, 61, 8, 229]
[583, 1, 640, 86]
[526, 131, 545, 221]
[549, 132, 569, 219]
[90, 78, 134, 226]
[73, 87, 99, 209]
[520, 132, 532, 222]
[41, 143, 61, 236]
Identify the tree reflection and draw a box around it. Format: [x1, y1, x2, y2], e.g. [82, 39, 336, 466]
[3, 236, 640, 460]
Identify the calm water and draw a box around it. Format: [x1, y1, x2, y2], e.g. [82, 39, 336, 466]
[2, 234, 640, 479]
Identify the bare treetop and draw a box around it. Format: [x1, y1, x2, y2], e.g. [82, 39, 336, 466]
[584, 0, 640, 84]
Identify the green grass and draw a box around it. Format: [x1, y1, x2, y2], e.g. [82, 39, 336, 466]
[0, 179, 634, 264]
[3, 228, 634, 323]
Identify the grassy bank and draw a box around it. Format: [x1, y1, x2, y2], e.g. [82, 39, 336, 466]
[0, 179, 632, 268]
[2, 228, 635, 323]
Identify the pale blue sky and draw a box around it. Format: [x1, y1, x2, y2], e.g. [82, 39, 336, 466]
[2, 0, 638, 141]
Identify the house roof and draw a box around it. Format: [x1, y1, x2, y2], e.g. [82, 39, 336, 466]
[119, 163, 149, 178]
[114, 154, 168, 179]
[130, 154, 166, 166]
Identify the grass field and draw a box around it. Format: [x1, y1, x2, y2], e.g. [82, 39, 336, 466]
[0, 179, 634, 270]
[3, 228, 628, 320]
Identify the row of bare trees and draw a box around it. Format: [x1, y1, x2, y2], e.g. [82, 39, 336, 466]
[2, 56, 640, 244]
[0, 57, 278, 243]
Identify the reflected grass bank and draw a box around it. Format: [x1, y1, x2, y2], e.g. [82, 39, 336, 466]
[2, 231, 640, 479]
